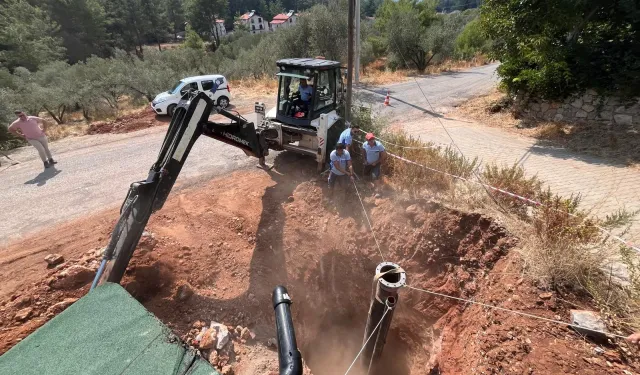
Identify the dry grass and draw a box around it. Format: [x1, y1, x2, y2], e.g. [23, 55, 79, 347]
[45, 123, 89, 142]
[360, 56, 493, 86]
[230, 76, 278, 101]
[355, 107, 639, 333]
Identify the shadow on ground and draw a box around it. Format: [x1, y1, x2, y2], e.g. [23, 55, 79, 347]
[24, 168, 62, 186]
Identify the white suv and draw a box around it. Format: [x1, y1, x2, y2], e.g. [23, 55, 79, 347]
[151, 75, 232, 116]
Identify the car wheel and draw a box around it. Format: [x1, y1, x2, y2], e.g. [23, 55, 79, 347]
[167, 104, 177, 117]
[217, 96, 230, 108]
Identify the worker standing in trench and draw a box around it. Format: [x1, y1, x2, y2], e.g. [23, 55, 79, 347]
[338, 123, 360, 153]
[362, 133, 386, 192]
[328, 143, 354, 197]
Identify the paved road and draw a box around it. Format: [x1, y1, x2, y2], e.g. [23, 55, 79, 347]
[357, 63, 500, 116]
[0, 127, 257, 244]
[3, 63, 637, 246]
[359, 63, 640, 243]
[0, 66, 501, 245]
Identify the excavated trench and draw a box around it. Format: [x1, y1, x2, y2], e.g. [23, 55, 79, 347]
[120, 172, 514, 374]
[117, 171, 513, 374]
[0, 165, 513, 373]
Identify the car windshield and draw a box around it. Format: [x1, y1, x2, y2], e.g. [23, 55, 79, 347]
[168, 81, 184, 94]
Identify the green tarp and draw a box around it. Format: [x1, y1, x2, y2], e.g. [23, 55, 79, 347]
[0, 283, 219, 375]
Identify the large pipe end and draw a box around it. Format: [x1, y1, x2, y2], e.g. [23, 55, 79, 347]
[376, 262, 406, 293]
[272, 285, 292, 309]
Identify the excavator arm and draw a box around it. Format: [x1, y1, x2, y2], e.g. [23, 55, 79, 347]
[92, 92, 269, 286]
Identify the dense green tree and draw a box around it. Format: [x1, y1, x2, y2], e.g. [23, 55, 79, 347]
[165, 0, 185, 40]
[140, 0, 170, 50]
[376, 0, 438, 71]
[363, 0, 383, 17]
[183, 24, 205, 50]
[455, 17, 490, 59]
[482, 0, 640, 99]
[437, 0, 481, 12]
[44, 0, 110, 63]
[102, 0, 148, 57]
[307, 2, 348, 60]
[184, 0, 228, 50]
[0, 0, 66, 71]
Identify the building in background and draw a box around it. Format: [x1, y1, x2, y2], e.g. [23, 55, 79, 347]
[238, 10, 269, 34]
[215, 19, 226, 37]
[270, 10, 297, 31]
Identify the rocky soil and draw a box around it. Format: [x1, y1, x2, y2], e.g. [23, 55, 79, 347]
[1, 155, 639, 374]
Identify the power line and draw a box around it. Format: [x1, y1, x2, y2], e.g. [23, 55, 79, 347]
[389, 42, 511, 215]
[352, 178, 386, 261]
[403, 285, 628, 339]
[354, 141, 639, 252]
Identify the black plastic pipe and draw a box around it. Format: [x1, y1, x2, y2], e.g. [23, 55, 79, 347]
[272, 286, 303, 375]
[361, 262, 406, 372]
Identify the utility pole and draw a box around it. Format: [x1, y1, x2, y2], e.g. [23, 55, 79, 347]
[355, 0, 361, 84]
[346, 0, 355, 122]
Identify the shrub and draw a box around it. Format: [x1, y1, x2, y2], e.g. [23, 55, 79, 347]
[482, 0, 640, 100]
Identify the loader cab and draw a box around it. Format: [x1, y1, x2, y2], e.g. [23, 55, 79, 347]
[275, 58, 343, 128]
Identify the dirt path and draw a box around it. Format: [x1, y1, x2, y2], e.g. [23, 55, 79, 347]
[1, 157, 637, 374]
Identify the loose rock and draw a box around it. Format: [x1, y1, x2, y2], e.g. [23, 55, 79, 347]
[174, 284, 194, 302]
[47, 298, 79, 315]
[570, 310, 608, 339]
[199, 328, 217, 350]
[240, 327, 252, 340]
[53, 265, 94, 290]
[11, 296, 31, 309]
[14, 307, 33, 322]
[44, 254, 64, 267]
[221, 365, 233, 375]
[539, 292, 553, 300]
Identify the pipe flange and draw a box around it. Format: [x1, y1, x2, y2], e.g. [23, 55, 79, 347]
[376, 262, 406, 292]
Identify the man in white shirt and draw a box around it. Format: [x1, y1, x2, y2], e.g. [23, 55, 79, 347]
[328, 143, 354, 196]
[338, 123, 360, 153]
[362, 133, 386, 189]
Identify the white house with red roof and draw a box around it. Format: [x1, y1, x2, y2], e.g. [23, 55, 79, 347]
[270, 10, 297, 31]
[237, 10, 269, 34]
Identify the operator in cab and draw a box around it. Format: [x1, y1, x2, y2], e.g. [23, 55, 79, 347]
[338, 123, 360, 153]
[292, 78, 313, 117]
[328, 143, 354, 196]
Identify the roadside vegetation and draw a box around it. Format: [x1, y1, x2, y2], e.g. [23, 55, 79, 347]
[353, 106, 640, 334]
[0, 0, 488, 150]
[482, 0, 640, 101]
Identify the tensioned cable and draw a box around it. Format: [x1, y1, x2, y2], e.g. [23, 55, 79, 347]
[389, 41, 511, 214]
[352, 178, 386, 261]
[404, 285, 628, 339]
[343, 304, 392, 375]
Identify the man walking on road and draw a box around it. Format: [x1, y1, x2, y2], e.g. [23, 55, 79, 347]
[8, 111, 57, 169]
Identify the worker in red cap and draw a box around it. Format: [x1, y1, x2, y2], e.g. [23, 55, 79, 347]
[362, 132, 386, 190]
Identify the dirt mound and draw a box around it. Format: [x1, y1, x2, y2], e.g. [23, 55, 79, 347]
[1, 164, 638, 374]
[86, 110, 169, 135]
[0, 248, 103, 354]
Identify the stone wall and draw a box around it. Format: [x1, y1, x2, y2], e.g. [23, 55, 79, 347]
[519, 90, 640, 126]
